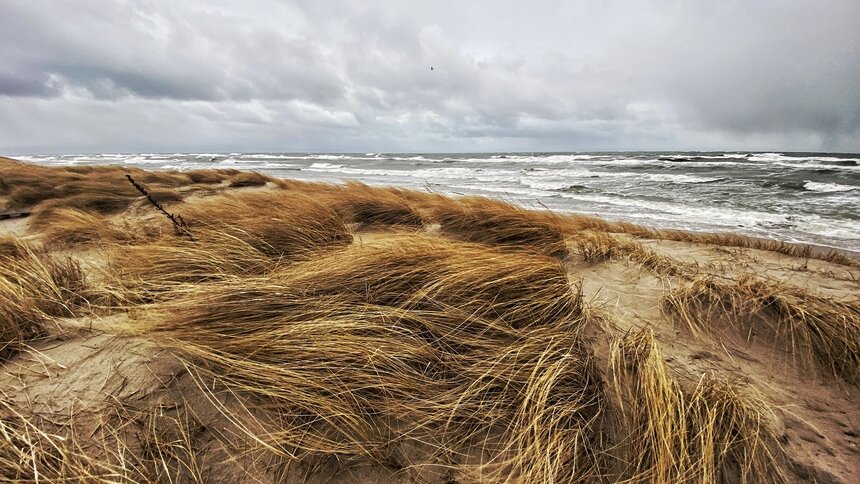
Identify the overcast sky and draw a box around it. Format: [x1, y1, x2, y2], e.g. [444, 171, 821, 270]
[1, 0, 859, 154]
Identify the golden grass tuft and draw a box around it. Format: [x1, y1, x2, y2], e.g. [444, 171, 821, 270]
[104, 193, 352, 302]
[652, 230, 859, 267]
[181, 190, 353, 257]
[608, 330, 789, 483]
[250, 235, 580, 329]
[0, 235, 27, 259]
[327, 182, 425, 229]
[433, 196, 570, 258]
[0, 395, 223, 483]
[147, 296, 603, 482]
[608, 330, 688, 482]
[0, 159, 229, 217]
[187, 168, 238, 184]
[103, 230, 280, 304]
[570, 230, 692, 276]
[661, 275, 860, 382]
[227, 171, 272, 188]
[1, 244, 89, 361]
[126, 233, 602, 481]
[33, 208, 161, 247]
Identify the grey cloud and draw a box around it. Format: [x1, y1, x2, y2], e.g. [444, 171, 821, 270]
[1, 0, 859, 153]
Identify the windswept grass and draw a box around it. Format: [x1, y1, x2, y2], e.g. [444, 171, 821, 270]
[608, 330, 688, 482]
[0, 394, 224, 483]
[1, 243, 88, 361]
[608, 330, 789, 483]
[570, 230, 692, 276]
[261, 235, 580, 329]
[0, 235, 26, 259]
[662, 275, 860, 382]
[227, 171, 272, 188]
[327, 182, 425, 229]
[433, 196, 570, 258]
[186, 168, 238, 184]
[105, 193, 352, 303]
[0, 397, 117, 482]
[182, 190, 352, 257]
[104, 230, 280, 304]
[0, 159, 217, 217]
[652, 230, 859, 267]
[1, 159, 852, 482]
[34, 208, 161, 247]
[148, 296, 603, 482]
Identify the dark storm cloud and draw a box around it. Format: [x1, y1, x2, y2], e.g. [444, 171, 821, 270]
[1, 0, 858, 153]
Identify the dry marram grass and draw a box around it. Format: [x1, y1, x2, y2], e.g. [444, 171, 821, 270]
[1, 157, 857, 483]
[662, 275, 860, 382]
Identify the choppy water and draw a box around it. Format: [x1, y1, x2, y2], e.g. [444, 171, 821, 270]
[16, 152, 860, 253]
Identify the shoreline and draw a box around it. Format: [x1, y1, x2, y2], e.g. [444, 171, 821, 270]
[10, 151, 859, 254]
[3, 155, 857, 264]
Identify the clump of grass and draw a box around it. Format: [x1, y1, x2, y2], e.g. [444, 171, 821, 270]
[43, 193, 135, 215]
[104, 192, 352, 303]
[187, 169, 236, 184]
[607, 330, 789, 483]
[571, 230, 692, 276]
[608, 330, 689, 482]
[147, 292, 603, 482]
[264, 234, 580, 329]
[4, 185, 51, 209]
[228, 171, 272, 188]
[0, 159, 240, 217]
[130, 232, 602, 481]
[0, 235, 26, 259]
[33, 208, 159, 247]
[182, 191, 352, 258]
[104, 230, 277, 304]
[687, 375, 788, 483]
[1, 244, 89, 361]
[661, 275, 860, 382]
[571, 230, 637, 263]
[432, 196, 569, 258]
[142, 188, 184, 204]
[328, 182, 425, 229]
[650, 230, 859, 267]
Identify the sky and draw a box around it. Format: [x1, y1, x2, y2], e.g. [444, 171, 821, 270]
[1, 0, 859, 154]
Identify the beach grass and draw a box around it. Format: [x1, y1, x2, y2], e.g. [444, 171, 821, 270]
[1, 158, 856, 482]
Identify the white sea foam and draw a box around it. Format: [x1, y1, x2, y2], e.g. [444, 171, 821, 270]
[519, 179, 579, 191]
[237, 154, 308, 160]
[308, 162, 345, 169]
[803, 181, 857, 193]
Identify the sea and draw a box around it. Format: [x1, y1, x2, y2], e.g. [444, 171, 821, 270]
[16, 152, 860, 253]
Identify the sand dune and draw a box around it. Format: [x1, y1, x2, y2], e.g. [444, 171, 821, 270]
[1, 156, 859, 483]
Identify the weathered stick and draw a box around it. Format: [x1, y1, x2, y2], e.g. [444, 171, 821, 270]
[0, 212, 30, 221]
[126, 174, 194, 240]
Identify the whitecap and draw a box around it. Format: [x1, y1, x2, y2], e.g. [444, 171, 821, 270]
[803, 181, 858, 193]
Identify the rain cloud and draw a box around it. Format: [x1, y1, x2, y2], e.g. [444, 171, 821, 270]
[1, 0, 858, 153]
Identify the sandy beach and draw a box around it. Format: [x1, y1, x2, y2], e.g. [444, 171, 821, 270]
[2, 156, 859, 482]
